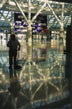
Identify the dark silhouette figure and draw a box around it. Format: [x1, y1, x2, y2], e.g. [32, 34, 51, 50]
[7, 34, 20, 69]
[1, 35, 3, 40]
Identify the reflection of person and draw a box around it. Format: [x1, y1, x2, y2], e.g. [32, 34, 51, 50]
[8, 76, 21, 97]
[7, 34, 20, 69]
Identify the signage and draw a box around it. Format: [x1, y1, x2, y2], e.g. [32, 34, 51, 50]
[14, 13, 47, 33]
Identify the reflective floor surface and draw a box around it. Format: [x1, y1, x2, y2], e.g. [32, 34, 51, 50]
[0, 38, 72, 109]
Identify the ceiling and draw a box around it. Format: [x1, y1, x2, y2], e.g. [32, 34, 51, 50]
[0, 0, 72, 31]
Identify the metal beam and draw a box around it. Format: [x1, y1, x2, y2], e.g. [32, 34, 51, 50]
[61, 3, 64, 23]
[28, 0, 31, 23]
[64, 15, 71, 25]
[1, 1, 70, 15]
[0, 12, 11, 26]
[48, 18, 57, 29]
[0, 0, 7, 9]
[37, 0, 67, 4]
[14, 0, 29, 24]
[31, 0, 47, 23]
[47, 0, 62, 26]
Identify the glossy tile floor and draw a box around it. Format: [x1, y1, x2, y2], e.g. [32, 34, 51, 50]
[0, 38, 72, 109]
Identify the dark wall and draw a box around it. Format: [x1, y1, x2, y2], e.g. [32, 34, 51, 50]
[52, 0, 72, 3]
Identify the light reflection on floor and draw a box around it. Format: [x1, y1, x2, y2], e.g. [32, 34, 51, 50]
[0, 38, 71, 109]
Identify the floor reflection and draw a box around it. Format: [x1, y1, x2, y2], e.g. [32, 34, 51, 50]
[0, 39, 71, 108]
[8, 71, 21, 97]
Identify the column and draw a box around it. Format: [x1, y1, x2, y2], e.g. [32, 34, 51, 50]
[27, 24, 32, 60]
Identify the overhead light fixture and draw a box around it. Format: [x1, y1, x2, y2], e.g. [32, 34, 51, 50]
[8, 1, 16, 6]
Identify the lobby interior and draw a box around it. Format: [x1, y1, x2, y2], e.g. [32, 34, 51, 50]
[0, 0, 72, 109]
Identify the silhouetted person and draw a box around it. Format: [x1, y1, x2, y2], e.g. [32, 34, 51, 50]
[0, 35, 3, 40]
[7, 34, 20, 69]
[41, 34, 43, 43]
[0, 35, 3, 46]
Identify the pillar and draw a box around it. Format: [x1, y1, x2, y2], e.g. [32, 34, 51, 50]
[27, 24, 32, 60]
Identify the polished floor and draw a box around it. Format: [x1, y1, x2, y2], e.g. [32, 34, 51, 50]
[0, 38, 72, 109]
